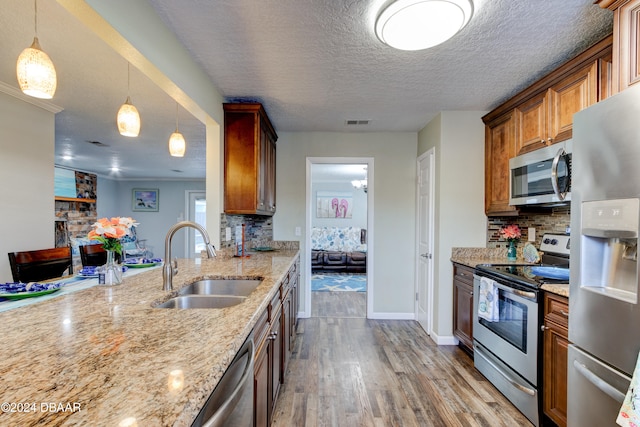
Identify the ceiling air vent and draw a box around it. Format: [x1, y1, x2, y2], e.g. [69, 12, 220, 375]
[345, 119, 370, 126]
[171, 169, 183, 173]
[85, 140, 108, 147]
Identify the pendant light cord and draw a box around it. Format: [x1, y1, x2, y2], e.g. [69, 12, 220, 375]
[127, 62, 131, 96]
[175, 102, 179, 132]
[34, 0, 38, 36]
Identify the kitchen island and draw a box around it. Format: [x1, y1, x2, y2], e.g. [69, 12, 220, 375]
[0, 247, 299, 426]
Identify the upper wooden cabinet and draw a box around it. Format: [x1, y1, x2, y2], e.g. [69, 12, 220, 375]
[224, 103, 278, 216]
[482, 35, 612, 215]
[485, 111, 517, 216]
[515, 62, 598, 155]
[598, 0, 640, 92]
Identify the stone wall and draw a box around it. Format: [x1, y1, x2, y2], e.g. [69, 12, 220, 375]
[54, 171, 97, 243]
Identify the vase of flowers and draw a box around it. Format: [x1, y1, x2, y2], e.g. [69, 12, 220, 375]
[500, 224, 521, 262]
[88, 217, 138, 285]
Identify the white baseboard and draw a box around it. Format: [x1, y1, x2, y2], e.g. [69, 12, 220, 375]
[429, 331, 459, 346]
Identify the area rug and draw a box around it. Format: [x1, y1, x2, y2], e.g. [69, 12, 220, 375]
[311, 273, 367, 292]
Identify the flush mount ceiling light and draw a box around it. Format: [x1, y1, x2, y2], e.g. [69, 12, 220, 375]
[375, 0, 473, 51]
[16, 0, 57, 99]
[117, 62, 141, 137]
[169, 102, 186, 157]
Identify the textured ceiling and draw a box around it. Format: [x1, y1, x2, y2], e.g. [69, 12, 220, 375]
[0, 0, 613, 179]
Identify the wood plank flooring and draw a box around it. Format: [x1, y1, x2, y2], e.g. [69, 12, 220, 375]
[311, 291, 366, 318]
[272, 317, 533, 426]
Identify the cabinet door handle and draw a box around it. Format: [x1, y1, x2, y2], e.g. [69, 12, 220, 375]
[541, 325, 547, 332]
[469, 291, 473, 296]
[560, 310, 569, 317]
[547, 137, 553, 143]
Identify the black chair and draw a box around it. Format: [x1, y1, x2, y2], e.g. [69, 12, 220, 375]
[8, 246, 73, 282]
[79, 244, 121, 267]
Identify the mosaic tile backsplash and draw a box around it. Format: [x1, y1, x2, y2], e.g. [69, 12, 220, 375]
[487, 206, 571, 250]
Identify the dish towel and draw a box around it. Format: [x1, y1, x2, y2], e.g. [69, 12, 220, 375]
[617, 351, 640, 426]
[478, 276, 500, 322]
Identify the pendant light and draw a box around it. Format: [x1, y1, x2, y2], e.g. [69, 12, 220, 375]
[169, 103, 186, 157]
[375, 0, 473, 51]
[16, 0, 57, 99]
[117, 62, 141, 137]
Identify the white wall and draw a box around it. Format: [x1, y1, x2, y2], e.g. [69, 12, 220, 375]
[97, 177, 205, 259]
[273, 131, 417, 317]
[417, 111, 487, 342]
[0, 92, 56, 281]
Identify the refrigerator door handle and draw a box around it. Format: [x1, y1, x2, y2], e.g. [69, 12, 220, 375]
[551, 148, 569, 201]
[573, 359, 626, 403]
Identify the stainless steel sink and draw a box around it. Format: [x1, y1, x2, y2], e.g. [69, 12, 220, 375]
[177, 279, 261, 297]
[155, 295, 246, 309]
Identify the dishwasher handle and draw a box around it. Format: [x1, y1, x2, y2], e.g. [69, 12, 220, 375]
[202, 339, 255, 427]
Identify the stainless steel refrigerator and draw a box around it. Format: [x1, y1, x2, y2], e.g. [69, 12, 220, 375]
[568, 83, 640, 426]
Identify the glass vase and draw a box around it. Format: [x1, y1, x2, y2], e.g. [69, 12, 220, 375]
[100, 250, 123, 286]
[507, 240, 517, 262]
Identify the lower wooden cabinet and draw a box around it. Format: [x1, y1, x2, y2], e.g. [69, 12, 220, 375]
[253, 257, 300, 427]
[453, 263, 475, 354]
[543, 292, 569, 427]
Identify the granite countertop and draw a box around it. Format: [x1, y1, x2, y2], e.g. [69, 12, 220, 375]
[451, 247, 569, 298]
[0, 248, 299, 426]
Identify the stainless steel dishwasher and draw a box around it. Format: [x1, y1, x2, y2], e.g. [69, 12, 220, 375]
[191, 335, 254, 427]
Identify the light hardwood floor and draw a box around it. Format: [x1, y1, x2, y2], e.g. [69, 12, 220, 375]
[311, 291, 366, 318]
[272, 317, 533, 426]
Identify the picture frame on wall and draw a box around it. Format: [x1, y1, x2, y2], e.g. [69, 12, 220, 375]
[132, 188, 159, 212]
[316, 191, 353, 218]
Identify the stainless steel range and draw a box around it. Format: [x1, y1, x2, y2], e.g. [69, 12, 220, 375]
[473, 234, 570, 426]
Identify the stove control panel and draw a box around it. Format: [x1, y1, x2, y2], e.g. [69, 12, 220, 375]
[540, 234, 571, 256]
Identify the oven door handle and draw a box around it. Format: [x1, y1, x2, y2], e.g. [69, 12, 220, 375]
[477, 275, 537, 300]
[473, 344, 536, 396]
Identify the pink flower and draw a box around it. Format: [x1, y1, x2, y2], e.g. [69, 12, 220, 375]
[500, 224, 521, 242]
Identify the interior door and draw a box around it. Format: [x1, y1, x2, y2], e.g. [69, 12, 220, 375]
[186, 191, 206, 258]
[416, 149, 435, 334]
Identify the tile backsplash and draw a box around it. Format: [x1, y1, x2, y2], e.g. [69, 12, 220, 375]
[219, 214, 274, 249]
[487, 206, 570, 250]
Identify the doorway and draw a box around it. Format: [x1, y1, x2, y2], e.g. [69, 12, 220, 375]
[305, 158, 374, 319]
[185, 190, 206, 258]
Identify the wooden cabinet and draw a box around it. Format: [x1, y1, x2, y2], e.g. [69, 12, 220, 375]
[542, 292, 569, 427]
[224, 103, 278, 216]
[253, 309, 271, 427]
[482, 35, 612, 216]
[453, 263, 475, 354]
[485, 111, 517, 216]
[514, 62, 598, 155]
[598, 0, 640, 92]
[253, 256, 299, 427]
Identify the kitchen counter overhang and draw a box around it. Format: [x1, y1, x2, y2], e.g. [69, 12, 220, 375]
[0, 249, 299, 426]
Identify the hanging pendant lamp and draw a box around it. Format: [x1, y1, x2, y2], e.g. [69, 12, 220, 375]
[117, 62, 141, 137]
[169, 103, 186, 157]
[16, 0, 57, 99]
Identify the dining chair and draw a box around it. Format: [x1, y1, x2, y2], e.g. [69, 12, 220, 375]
[79, 244, 121, 267]
[8, 246, 73, 283]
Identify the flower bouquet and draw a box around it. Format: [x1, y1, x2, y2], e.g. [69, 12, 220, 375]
[88, 217, 138, 285]
[500, 224, 521, 261]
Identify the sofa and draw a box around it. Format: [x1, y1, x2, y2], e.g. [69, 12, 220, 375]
[311, 227, 367, 273]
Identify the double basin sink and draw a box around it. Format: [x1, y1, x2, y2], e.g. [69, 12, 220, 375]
[155, 278, 262, 309]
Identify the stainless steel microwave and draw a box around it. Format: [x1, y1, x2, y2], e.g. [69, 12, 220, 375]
[509, 140, 572, 206]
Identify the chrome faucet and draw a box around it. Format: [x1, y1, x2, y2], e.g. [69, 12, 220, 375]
[162, 221, 217, 291]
